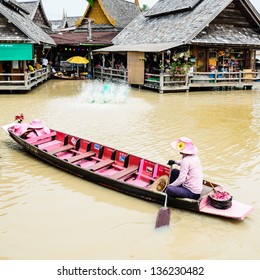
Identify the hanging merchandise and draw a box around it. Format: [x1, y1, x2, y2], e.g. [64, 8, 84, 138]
[218, 50, 224, 57]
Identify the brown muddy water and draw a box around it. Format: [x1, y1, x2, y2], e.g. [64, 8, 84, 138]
[0, 79, 260, 260]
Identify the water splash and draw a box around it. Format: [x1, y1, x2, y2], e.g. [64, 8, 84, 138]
[82, 80, 129, 104]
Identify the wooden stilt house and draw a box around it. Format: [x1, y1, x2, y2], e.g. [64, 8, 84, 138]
[95, 0, 260, 92]
[0, 0, 56, 91]
[48, 0, 141, 73]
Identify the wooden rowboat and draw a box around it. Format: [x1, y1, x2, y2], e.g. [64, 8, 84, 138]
[2, 121, 253, 221]
[52, 73, 86, 80]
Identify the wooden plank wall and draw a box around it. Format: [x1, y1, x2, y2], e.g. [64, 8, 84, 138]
[212, 2, 250, 27]
[127, 52, 144, 85]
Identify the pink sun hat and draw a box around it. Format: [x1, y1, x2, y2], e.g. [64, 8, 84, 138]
[171, 137, 198, 155]
[13, 123, 29, 136]
[29, 119, 44, 129]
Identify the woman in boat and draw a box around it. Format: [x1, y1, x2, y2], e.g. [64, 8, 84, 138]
[166, 137, 203, 200]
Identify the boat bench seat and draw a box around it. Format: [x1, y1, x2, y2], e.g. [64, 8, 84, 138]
[47, 144, 74, 155]
[110, 165, 138, 180]
[37, 140, 62, 150]
[88, 159, 114, 171]
[26, 131, 57, 144]
[65, 151, 96, 163]
[135, 172, 156, 182]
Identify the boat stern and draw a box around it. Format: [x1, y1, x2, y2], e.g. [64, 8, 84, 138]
[199, 200, 253, 221]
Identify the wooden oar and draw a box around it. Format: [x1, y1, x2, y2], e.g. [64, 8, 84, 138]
[203, 179, 224, 193]
[155, 165, 172, 229]
[155, 193, 171, 229]
[203, 179, 219, 189]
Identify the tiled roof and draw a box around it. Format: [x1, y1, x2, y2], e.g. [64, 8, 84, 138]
[18, 0, 51, 28]
[50, 16, 80, 30]
[18, 0, 38, 18]
[0, 1, 55, 45]
[112, 0, 260, 48]
[192, 24, 260, 47]
[145, 0, 203, 17]
[49, 30, 117, 46]
[100, 0, 140, 28]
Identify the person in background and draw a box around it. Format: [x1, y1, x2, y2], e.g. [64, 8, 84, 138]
[166, 137, 203, 200]
[48, 61, 56, 74]
[2, 62, 11, 81]
[27, 62, 35, 77]
[42, 57, 48, 68]
[27, 62, 34, 72]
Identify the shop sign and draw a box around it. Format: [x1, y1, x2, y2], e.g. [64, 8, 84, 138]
[0, 44, 33, 61]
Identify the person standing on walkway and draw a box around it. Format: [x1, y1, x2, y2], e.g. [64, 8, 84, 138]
[42, 57, 48, 68]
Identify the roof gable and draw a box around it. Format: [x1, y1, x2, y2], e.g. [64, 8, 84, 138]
[86, 1, 111, 25]
[0, 14, 29, 42]
[50, 16, 80, 31]
[191, 1, 260, 46]
[0, 1, 55, 45]
[18, 0, 51, 29]
[79, 0, 140, 29]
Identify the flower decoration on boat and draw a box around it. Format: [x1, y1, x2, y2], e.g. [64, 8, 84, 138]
[15, 113, 24, 123]
[176, 141, 185, 151]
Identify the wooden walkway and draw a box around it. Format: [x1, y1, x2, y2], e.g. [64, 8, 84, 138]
[93, 67, 260, 93]
[144, 71, 259, 93]
[0, 68, 51, 92]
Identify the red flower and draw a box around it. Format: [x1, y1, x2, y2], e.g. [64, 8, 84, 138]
[15, 113, 24, 123]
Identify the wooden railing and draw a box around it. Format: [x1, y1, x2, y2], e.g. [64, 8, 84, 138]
[144, 70, 260, 92]
[93, 67, 128, 82]
[188, 70, 260, 85]
[92, 66, 260, 92]
[0, 68, 50, 91]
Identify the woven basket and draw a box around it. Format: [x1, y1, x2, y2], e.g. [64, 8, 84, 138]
[209, 192, 232, 210]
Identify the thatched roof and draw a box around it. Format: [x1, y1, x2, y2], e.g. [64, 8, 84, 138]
[109, 0, 260, 51]
[0, 0, 55, 45]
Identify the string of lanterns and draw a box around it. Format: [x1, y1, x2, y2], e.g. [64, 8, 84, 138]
[60, 47, 87, 52]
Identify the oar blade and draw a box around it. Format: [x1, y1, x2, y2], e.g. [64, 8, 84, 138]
[155, 207, 171, 229]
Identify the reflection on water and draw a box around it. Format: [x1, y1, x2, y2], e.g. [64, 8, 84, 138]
[0, 79, 260, 260]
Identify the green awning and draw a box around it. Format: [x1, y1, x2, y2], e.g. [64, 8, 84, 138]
[0, 44, 33, 61]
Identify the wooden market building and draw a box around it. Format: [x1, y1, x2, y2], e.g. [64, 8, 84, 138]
[48, 0, 141, 74]
[0, 0, 142, 91]
[95, 0, 260, 92]
[0, 0, 56, 91]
